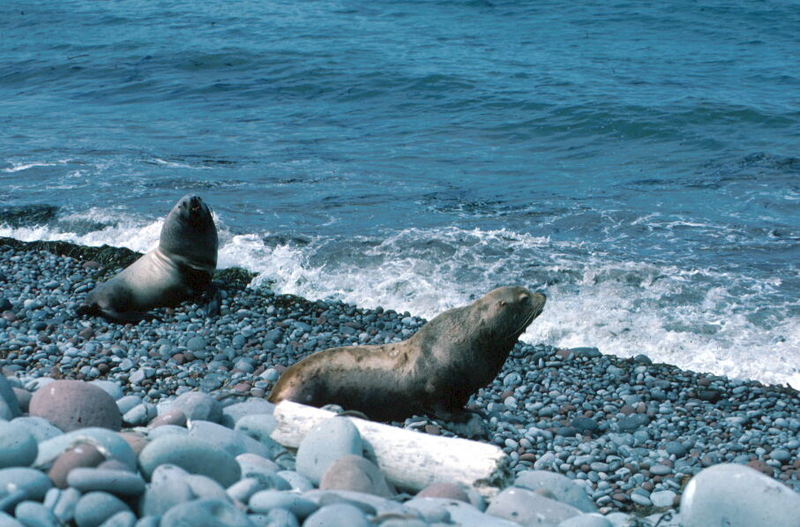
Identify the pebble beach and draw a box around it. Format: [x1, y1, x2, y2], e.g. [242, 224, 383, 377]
[1, 238, 799, 527]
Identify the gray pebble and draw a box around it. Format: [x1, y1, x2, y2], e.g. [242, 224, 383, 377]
[486, 487, 582, 526]
[515, 470, 597, 512]
[73, 492, 130, 527]
[296, 417, 363, 485]
[187, 420, 270, 458]
[98, 511, 137, 527]
[0, 468, 53, 509]
[0, 512, 24, 527]
[0, 377, 22, 420]
[8, 417, 61, 444]
[66, 468, 146, 496]
[650, 490, 676, 508]
[165, 392, 222, 423]
[319, 455, 394, 498]
[0, 422, 37, 468]
[221, 400, 275, 428]
[303, 503, 370, 527]
[276, 471, 314, 492]
[160, 498, 254, 527]
[138, 435, 241, 487]
[770, 448, 791, 463]
[122, 403, 157, 427]
[184, 474, 228, 501]
[116, 396, 143, 416]
[89, 381, 124, 401]
[46, 487, 81, 524]
[557, 513, 613, 527]
[680, 464, 800, 527]
[139, 464, 194, 517]
[14, 500, 58, 527]
[254, 508, 300, 527]
[249, 491, 318, 520]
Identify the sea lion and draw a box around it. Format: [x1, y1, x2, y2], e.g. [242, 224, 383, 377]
[269, 286, 546, 421]
[79, 194, 219, 323]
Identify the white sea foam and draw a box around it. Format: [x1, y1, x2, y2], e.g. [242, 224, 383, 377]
[2, 159, 72, 173]
[2, 215, 798, 388]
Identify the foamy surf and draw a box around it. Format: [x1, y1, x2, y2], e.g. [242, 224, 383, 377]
[2, 212, 798, 389]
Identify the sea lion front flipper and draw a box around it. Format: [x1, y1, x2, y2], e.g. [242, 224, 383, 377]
[439, 412, 488, 439]
[203, 281, 222, 317]
[97, 308, 149, 324]
[76, 302, 100, 318]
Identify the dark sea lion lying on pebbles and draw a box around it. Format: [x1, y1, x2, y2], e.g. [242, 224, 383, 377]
[78, 195, 219, 323]
[269, 286, 546, 421]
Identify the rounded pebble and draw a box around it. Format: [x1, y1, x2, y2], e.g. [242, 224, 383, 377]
[160, 498, 254, 527]
[48, 443, 106, 489]
[73, 491, 131, 527]
[319, 455, 394, 498]
[29, 380, 121, 433]
[303, 503, 370, 527]
[296, 417, 362, 485]
[138, 435, 241, 487]
[248, 491, 319, 519]
[67, 468, 146, 496]
[14, 500, 59, 527]
[680, 463, 800, 527]
[0, 422, 38, 468]
[166, 391, 222, 423]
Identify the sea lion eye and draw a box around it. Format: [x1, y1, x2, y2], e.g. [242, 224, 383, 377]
[519, 294, 530, 303]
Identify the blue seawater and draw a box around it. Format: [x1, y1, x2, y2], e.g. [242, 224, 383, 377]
[2, 0, 799, 385]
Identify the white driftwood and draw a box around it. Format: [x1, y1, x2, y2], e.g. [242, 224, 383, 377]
[271, 401, 510, 497]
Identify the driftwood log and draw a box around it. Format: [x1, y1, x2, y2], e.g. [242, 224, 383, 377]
[271, 401, 511, 497]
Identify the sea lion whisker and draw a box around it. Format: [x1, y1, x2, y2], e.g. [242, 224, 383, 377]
[504, 306, 540, 340]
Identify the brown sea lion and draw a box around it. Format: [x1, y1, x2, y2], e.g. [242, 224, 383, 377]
[269, 286, 546, 421]
[78, 194, 219, 323]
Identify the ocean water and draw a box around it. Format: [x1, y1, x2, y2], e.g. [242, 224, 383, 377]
[2, 0, 799, 387]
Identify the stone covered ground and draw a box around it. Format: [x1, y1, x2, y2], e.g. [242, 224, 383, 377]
[1, 238, 799, 526]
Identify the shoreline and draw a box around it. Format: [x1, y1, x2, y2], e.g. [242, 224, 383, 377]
[1, 237, 799, 525]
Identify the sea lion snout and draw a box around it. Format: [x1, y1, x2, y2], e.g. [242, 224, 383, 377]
[177, 194, 205, 212]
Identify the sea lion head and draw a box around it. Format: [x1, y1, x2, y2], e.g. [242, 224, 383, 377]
[159, 194, 218, 267]
[474, 286, 546, 343]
